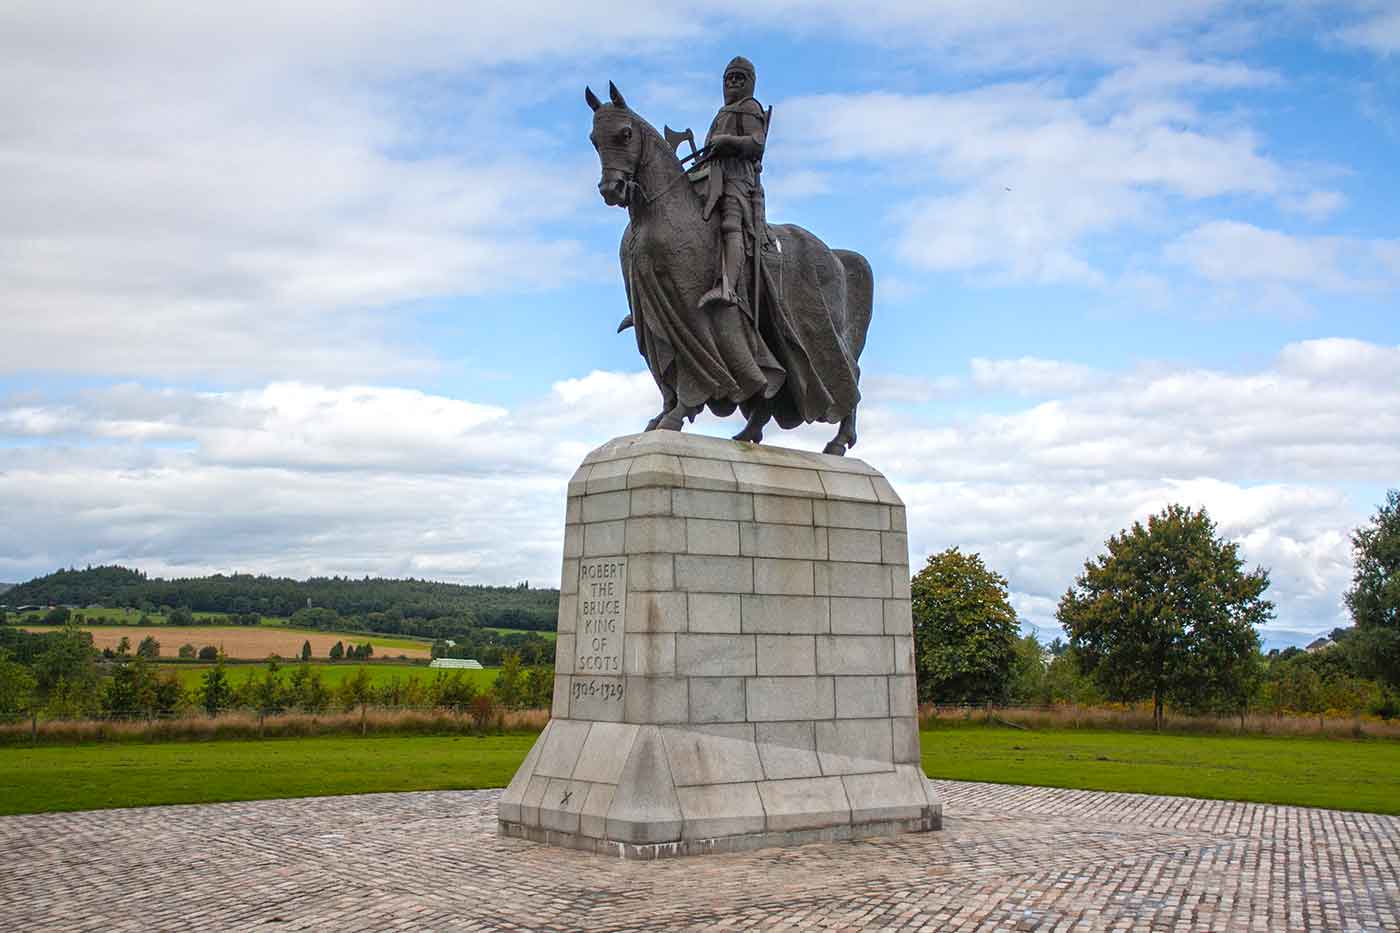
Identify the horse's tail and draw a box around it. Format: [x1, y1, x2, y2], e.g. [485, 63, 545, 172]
[833, 249, 873, 361]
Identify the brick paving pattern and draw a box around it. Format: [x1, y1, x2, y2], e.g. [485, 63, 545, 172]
[3, 781, 1397, 931]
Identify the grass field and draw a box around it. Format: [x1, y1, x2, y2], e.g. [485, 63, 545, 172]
[2, 725, 1398, 816]
[165, 662, 500, 692]
[20, 625, 431, 660]
[0, 734, 537, 815]
[921, 723, 1400, 815]
[483, 626, 556, 641]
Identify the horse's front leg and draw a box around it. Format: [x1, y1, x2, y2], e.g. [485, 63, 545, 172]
[823, 407, 858, 457]
[645, 386, 679, 432]
[654, 399, 699, 432]
[733, 398, 770, 444]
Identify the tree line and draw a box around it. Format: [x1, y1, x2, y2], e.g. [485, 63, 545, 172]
[2, 566, 559, 632]
[911, 493, 1400, 729]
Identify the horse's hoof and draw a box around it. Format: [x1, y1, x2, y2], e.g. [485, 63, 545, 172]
[732, 430, 762, 444]
[822, 442, 847, 457]
[656, 415, 685, 432]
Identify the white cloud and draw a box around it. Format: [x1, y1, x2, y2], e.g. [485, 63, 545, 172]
[778, 67, 1322, 285]
[1165, 221, 1400, 293]
[1336, 7, 1400, 54]
[0, 2, 690, 381]
[970, 357, 1096, 395]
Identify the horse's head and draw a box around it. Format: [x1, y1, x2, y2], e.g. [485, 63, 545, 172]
[586, 82, 644, 208]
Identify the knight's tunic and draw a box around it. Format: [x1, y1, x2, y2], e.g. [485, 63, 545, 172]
[702, 96, 766, 231]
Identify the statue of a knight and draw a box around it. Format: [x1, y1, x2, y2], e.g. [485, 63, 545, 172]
[698, 56, 770, 313]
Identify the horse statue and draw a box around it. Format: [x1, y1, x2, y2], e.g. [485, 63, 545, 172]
[586, 81, 872, 456]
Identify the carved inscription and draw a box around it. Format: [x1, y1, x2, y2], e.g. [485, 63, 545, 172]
[577, 557, 626, 675]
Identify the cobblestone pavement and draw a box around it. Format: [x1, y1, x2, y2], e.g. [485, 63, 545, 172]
[4, 781, 1398, 931]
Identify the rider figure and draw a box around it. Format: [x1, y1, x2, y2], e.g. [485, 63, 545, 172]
[699, 56, 768, 313]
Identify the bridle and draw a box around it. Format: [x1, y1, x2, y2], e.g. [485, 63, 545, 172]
[603, 115, 693, 208]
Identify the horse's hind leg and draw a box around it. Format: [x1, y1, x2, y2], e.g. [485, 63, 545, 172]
[733, 399, 770, 444]
[823, 408, 858, 457]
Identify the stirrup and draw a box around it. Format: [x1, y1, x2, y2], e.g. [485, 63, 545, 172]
[698, 285, 737, 312]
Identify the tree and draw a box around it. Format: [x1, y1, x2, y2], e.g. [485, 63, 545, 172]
[136, 635, 160, 659]
[525, 664, 554, 709]
[33, 623, 100, 717]
[167, 606, 194, 626]
[1057, 504, 1272, 730]
[300, 640, 312, 662]
[197, 645, 218, 661]
[494, 651, 526, 708]
[0, 648, 37, 719]
[909, 548, 1019, 704]
[329, 641, 344, 661]
[178, 643, 196, 659]
[1345, 489, 1400, 689]
[200, 654, 233, 715]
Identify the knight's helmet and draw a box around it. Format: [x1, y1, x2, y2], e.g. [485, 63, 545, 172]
[723, 56, 756, 104]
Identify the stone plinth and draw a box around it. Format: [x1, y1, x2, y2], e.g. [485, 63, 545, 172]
[497, 432, 941, 858]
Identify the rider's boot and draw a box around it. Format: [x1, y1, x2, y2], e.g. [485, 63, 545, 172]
[698, 231, 746, 310]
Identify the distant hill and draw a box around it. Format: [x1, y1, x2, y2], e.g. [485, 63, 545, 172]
[0, 583, 13, 595]
[4, 566, 559, 637]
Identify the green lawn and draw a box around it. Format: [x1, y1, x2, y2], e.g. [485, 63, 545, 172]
[2, 726, 1398, 817]
[166, 662, 500, 692]
[921, 723, 1400, 815]
[0, 734, 537, 815]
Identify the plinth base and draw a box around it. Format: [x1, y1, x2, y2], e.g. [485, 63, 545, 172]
[500, 812, 940, 860]
[499, 432, 943, 857]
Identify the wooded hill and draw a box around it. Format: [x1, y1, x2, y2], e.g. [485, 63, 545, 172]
[3, 566, 559, 633]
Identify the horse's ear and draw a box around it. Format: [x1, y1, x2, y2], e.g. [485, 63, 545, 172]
[585, 86, 602, 112]
[609, 81, 627, 109]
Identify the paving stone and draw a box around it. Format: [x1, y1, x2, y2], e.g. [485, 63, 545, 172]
[7, 779, 1397, 930]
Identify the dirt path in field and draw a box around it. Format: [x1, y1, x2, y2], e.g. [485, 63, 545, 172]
[21, 626, 430, 660]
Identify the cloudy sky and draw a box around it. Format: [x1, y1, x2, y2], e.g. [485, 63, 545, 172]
[2, 2, 1397, 648]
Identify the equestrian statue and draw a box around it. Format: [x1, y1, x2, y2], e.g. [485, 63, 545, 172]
[587, 57, 871, 455]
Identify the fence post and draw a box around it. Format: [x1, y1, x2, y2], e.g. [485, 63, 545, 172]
[31, 711, 38, 745]
[360, 702, 367, 736]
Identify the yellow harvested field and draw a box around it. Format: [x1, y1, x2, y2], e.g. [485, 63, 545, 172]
[21, 627, 430, 660]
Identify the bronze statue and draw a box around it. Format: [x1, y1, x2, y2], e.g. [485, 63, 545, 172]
[587, 61, 871, 455]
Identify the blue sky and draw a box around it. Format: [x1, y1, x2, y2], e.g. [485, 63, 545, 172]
[2, 2, 1397, 649]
